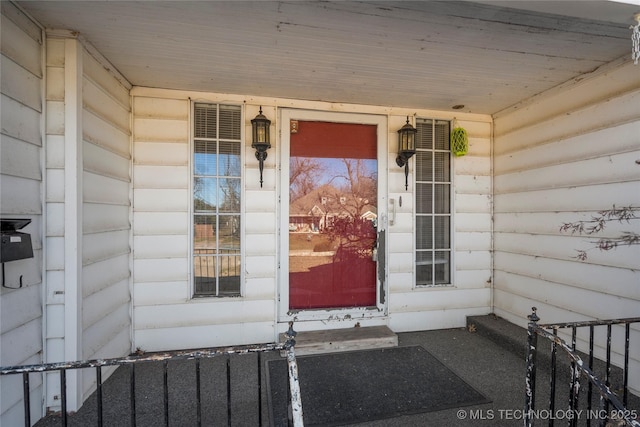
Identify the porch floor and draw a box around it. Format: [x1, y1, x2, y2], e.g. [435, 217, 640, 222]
[34, 315, 639, 426]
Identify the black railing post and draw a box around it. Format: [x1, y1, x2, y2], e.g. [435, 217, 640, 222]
[22, 372, 30, 427]
[525, 307, 539, 427]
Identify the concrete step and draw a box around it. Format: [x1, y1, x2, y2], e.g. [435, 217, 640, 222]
[281, 325, 398, 356]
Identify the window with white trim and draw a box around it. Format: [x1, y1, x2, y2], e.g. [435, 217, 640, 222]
[415, 119, 451, 286]
[192, 103, 242, 297]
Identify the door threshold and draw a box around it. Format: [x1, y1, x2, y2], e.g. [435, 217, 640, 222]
[280, 325, 397, 356]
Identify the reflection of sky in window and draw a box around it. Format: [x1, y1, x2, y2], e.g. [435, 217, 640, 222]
[293, 157, 377, 186]
[195, 153, 240, 176]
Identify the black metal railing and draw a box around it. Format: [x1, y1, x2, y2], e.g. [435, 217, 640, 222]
[525, 307, 640, 427]
[1, 323, 304, 427]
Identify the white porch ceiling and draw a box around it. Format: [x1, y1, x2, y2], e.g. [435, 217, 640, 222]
[17, 0, 640, 115]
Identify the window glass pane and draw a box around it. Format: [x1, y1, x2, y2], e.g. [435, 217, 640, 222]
[194, 105, 217, 138]
[416, 251, 433, 285]
[415, 151, 432, 182]
[194, 177, 217, 212]
[219, 178, 241, 212]
[219, 141, 241, 176]
[434, 120, 450, 150]
[194, 140, 217, 176]
[219, 105, 241, 140]
[219, 214, 240, 251]
[434, 251, 450, 284]
[194, 215, 216, 249]
[194, 255, 216, 295]
[416, 216, 433, 250]
[434, 184, 450, 214]
[434, 216, 450, 249]
[416, 120, 433, 149]
[416, 183, 432, 214]
[434, 152, 450, 183]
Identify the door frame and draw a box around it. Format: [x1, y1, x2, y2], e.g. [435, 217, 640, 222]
[278, 108, 389, 324]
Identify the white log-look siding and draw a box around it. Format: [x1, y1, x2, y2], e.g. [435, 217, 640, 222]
[41, 33, 132, 412]
[0, 3, 44, 425]
[492, 60, 640, 395]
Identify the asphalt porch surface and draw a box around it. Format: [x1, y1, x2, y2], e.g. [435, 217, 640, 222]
[34, 317, 639, 427]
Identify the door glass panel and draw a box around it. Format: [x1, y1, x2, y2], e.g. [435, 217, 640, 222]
[289, 121, 378, 310]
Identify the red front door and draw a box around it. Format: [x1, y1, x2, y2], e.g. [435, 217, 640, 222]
[288, 121, 378, 310]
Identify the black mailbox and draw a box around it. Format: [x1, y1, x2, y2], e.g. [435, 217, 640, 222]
[1, 219, 34, 263]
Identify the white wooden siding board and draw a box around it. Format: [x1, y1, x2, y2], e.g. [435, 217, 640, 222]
[1, 94, 41, 145]
[133, 281, 189, 306]
[245, 234, 276, 257]
[0, 134, 41, 180]
[455, 213, 492, 232]
[46, 66, 65, 101]
[133, 117, 188, 142]
[455, 250, 491, 271]
[245, 168, 275, 192]
[245, 255, 276, 278]
[494, 253, 640, 301]
[1, 2, 41, 44]
[454, 269, 492, 289]
[83, 50, 131, 108]
[45, 271, 65, 305]
[133, 141, 188, 165]
[83, 78, 130, 132]
[245, 190, 277, 212]
[0, 318, 41, 366]
[456, 232, 491, 251]
[0, 284, 41, 335]
[133, 212, 188, 235]
[82, 230, 130, 266]
[133, 235, 188, 259]
[46, 134, 65, 168]
[389, 307, 490, 333]
[45, 169, 64, 202]
[83, 330, 129, 369]
[45, 305, 64, 338]
[1, 54, 41, 111]
[245, 212, 276, 234]
[495, 151, 640, 193]
[134, 321, 274, 352]
[82, 254, 130, 296]
[494, 211, 631, 236]
[45, 99, 65, 135]
[0, 15, 41, 77]
[133, 97, 189, 119]
[83, 279, 130, 330]
[389, 212, 413, 233]
[46, 203, 65, 237]
[82, 109, 130, 157]
[494, 121, 640, 175]
[244, 277, 276, 300]
[45, 38, 64, 66]
[134, 300, 274, 329]
[452, 155, 490, 176]
[83, 171, 130, 205]
[454, 174, 491, 195]
[454, 193, 491, 214]
[83, 305, 130, 358]
[83, 141, 130, 182]
[1, 175, 41, 214]
[83, 203, 130, 234]
[134, 257, 188, 283]
[495, 232, 640, 269]
[133, 165, 189, 189]
[388, 232, 413, 253]
[494, 90, 640, 156]
[45, 236, 64, 270]
[466, 137, 491, 157]
[1, 367, 42, 419]
[133, 189, 188, 212]
[389, 288, 490, 313]
[388, 252, 413, 274]
[494, 181, 640, 213]
[494, 63, 640, 135]
[388, 272, 412, 292]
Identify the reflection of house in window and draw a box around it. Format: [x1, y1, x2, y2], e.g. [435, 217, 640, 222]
[289, 184, 376, 233]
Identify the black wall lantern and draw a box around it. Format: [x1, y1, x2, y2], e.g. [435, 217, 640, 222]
[396, 116, 417, 190]
[251, 106, 271, 188]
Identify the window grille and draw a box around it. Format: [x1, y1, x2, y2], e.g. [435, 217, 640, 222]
[415, 119, 452, 286]
[193, 104, 242, 296]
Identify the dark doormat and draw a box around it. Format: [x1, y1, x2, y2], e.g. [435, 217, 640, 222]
[267, 345, 491, 426]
